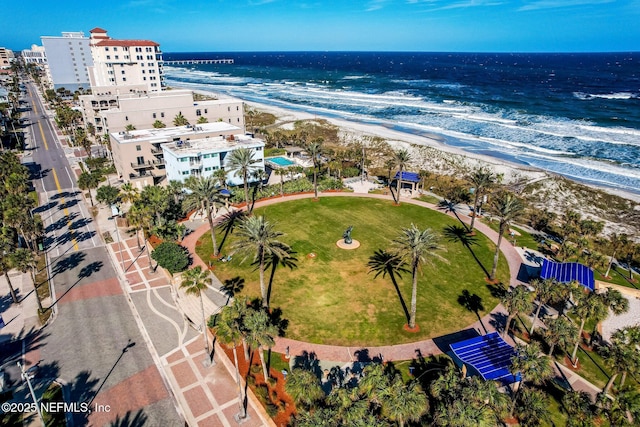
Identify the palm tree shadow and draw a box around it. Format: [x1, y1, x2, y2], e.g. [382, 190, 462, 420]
[220, 276, 245, 305]
[108, 409, 148, 427]
[367, 249, 411, 324]
[217, 210, 247, 253]
[458, 289, 488, 334]
[443, 225, 490, 279]
[438, 199, 470, 231]
[255, 249, 298, 307]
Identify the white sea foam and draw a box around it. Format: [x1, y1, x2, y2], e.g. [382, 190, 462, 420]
[574, 91, 639, 100]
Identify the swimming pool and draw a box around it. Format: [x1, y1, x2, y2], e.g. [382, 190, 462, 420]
[267, 156, 295, 167]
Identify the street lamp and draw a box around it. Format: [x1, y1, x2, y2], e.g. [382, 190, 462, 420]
[17, 361, 45, 427]
[111, 205, 125, 272]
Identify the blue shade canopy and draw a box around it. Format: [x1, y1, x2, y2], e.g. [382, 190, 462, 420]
[220, 189, 231, 197]
[540, 259, 594, 291]
[450, 332, 520, 383]
[393, 171, 420, 183]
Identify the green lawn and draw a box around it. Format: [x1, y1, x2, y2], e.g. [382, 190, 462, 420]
[197, 197, 510, 346]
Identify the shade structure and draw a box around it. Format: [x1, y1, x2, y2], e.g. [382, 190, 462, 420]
[540, 259, 594, 291]
[393, 171, 420, 183]
[450, 332, 520, 383]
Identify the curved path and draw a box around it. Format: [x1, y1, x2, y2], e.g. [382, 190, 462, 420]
[182, 191, 523, 363]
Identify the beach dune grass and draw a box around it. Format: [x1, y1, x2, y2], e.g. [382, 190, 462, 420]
[196, 197, 509, 346]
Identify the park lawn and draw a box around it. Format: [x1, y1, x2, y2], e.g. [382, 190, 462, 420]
[595, 264, 639, 289]
[198, 196, 509, 346]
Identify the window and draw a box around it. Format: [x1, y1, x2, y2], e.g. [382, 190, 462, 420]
[113, 47, 118, 51]
[204, 109, 208, 114]
[143, 77, 146, 81]
[255, 147, 262, 151]
[115, 55, 119, 60]
[180, 158, 188, 162]
[196, 109, 201, 116]
[125, 116, 129, 121]
[152, 113, 156, 119]
[203, 154, 210, 159]
[121, 70, 126, 74]
[136, 145, 141, 151]
[160, 112, 164, 118]
[142, 70, 145, 74]
[182, 171, 190, 176]
[228, 107, 230, 112]
[122, 78, 127, 82]
[204, 167, 212, 171]
[105, 47, 109, 51]
[106, 55, 111, 60]
[237, 106, 239, 111]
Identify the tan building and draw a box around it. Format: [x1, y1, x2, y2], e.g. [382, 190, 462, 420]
[81, 89, 245, 135]
[0, 47, 14, 69]
[87, 28, 163, 92]
[110, 121, 242, 188]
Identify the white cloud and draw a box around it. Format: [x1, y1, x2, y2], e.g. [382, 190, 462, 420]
[518, 0, 614, 11]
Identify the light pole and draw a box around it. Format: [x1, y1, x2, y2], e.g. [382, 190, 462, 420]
[111, 205, 125, 272]
[18, 361, 45, 427]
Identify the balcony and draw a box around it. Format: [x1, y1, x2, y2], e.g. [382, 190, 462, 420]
[131, 159, 164, 169]
[151, 147, 163, 155]
[189, 161, 202, 168]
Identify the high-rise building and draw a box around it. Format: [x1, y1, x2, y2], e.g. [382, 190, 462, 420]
[41, 32, 92, 91]
[87, 28, 163, 93]
[21, 45, 47, 65]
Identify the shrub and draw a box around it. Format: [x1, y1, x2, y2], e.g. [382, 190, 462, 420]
[150, 242, 190, 274]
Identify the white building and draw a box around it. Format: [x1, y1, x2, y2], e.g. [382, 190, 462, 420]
[87, 28, 163, 93]
[41, 32, 92, 91]
[162, 134, 265, 186]
[109, 122, 247, 188]
[21, 45, 47, 65]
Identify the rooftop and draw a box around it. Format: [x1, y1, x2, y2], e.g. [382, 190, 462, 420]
[111, 122, 241, 144]
[163, 134, 264, 156]
[94, 39, 159, 47]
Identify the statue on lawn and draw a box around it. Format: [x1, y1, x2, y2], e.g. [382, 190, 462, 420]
[343, 226, 353, 245]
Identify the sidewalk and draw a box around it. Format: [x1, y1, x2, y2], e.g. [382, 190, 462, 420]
[0, 271, 42, 342]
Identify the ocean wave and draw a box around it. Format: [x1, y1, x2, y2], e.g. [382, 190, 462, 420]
[573, 91, 639, 100]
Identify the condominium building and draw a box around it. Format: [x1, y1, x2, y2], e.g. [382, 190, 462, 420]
[80, 89, 245, 135]
[21, 45, 47, 65]
[110, 122, 243, 188]
[87, 28, 163, 93]
[41, 32, 92, 91]
[163, 134, 265, 185]
[0, 47, 14, 69]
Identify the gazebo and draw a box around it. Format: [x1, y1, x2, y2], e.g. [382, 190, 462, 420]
[392, 171, 421, 195]
[284, 146, 305, 158]
[539, 259, 595, 291]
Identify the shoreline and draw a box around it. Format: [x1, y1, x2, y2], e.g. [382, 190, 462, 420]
[184, 86, 640, 209]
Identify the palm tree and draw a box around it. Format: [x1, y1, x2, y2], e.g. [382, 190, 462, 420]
[10, 248, 42, 312]
[173, 112, 189, 126]
[367, 249, 410, 323]
[214, 303, 247, 420]
[562, 390, 595, 426]
[306, 140, 323, 199]
[528, 278, 560, 335]
[284, 369, 324, 409]
[0, 227, 19, 303]
[501, 285, 532, 339]
[509, 342, 552, 415]
[467, 167, 497, 231]
[244, 308, 278, 380]
[488, 191, 524, 281]
[570, 291, 607, 366]
[515, 389, 552, 427]
[212, 168, 228, 189]
[380, 377, 428, 427]
[544, 316, 577, 356]
[127, 202, 154, 259]
[226, 147, 259, 210]
[77, 171, 100, 206]
[232, 216, 290, 308]
[183, 176, 222, 257]
[119, 182, 139, 205]
[392, 224, 441, 329]
[392, 148, 412, 205]
[604, 232, 627, 278]
[181, 266, 213, 363]
[600, 326, 640, 394]
[139, 185, 169, 223]
[274, 168, 287, 196]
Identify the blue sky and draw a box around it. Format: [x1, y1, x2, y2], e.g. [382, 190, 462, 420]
[3, 0, 639, 52]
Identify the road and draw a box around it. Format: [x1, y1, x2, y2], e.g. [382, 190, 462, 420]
[15, 82, 183, 426]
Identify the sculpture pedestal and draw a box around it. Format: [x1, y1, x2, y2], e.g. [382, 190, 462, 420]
[336, 239, 360, 250]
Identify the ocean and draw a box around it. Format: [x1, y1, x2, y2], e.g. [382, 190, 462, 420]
[162, 52, 640, 195]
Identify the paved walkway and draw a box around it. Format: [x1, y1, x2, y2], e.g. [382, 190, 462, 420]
[181, 191, 605, 401]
